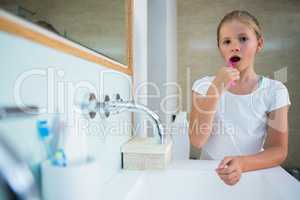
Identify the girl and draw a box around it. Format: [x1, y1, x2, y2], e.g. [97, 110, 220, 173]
[189, 10, 291, 186]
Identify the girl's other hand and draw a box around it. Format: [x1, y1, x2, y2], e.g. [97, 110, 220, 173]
[215, 67, 240, 90]
[215, 156, 244, 186]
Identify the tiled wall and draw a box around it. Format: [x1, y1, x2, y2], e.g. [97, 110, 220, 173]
[178, 0, 300, 167]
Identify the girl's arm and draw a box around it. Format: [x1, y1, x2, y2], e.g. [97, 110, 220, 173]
[239, 106, 289, 172]
[189, 67, 240, 149]
[216, 106, 289, 185]
[189, 78, 224, 149]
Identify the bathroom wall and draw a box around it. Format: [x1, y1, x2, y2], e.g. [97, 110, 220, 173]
[148, 0, 178, 125]
[131, 0, 178, 138]
[178, 0, 300, 167]
[132, 0, 149, 138]
[0, 11, 132, 187]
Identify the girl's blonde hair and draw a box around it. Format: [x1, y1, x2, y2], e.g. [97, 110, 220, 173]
[217, 10, 262, 47]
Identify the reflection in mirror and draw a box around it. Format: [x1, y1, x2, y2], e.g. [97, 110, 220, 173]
[0, 0, 128, 65]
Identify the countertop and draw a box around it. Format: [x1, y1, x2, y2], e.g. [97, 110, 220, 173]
[102, 160, 300, 200]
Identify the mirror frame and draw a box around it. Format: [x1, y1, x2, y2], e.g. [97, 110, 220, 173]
[0, 0, 133, 76]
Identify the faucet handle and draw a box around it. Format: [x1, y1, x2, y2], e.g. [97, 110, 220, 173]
[82, 93, 111, 119]
[89, 93, 96, 101]
[103, 95, 111, 118]
[112, 93, 123, 102]
[104, 95, 110, 102]
[88, 93, 97, 119]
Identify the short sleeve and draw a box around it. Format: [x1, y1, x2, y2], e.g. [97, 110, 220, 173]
[192, 76, 215, 95]
[268, 81, 291, 112]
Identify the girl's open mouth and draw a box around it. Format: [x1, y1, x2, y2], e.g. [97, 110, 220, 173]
[230, 56, 241, 63]
[229, 56, 241, 63]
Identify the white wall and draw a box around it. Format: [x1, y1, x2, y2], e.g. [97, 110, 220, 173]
[133, 0, 178, 138]
[148, 0, 178, 126]
[165, 0, 178, 121]
[133, 0, 149, 137]
[0, 11, 132, 188]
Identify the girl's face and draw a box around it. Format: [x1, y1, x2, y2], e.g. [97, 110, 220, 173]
[218, 20, 263, 71]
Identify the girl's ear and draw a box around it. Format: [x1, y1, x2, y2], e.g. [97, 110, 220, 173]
[256, 37, 264, 53]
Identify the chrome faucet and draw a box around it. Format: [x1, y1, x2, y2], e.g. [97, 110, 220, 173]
[0, 106, 41, 200]
[81, 94, 166, 144]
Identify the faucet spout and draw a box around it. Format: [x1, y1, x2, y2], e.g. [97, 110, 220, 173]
[99, 101, 166, 144]
[80, 94, 167, 144]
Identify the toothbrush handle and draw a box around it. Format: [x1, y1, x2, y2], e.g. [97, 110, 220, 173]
[228, 63, 236, 87]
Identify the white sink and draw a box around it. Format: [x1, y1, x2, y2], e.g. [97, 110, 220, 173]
[103, 160, 300, 200]
[126, 170, 281, 200]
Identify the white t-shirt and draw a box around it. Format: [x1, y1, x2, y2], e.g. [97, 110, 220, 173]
[192, 76, 291, 160]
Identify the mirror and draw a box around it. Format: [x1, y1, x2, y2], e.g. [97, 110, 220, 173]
[0, 0, 131, 65]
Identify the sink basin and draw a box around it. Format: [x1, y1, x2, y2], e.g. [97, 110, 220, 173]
[126, 170, 280, 200]
[103, 160, 300, 200]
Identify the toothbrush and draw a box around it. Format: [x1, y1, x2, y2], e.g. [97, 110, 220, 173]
[228, 60, 236, 88]
[37, 120, 53, 158]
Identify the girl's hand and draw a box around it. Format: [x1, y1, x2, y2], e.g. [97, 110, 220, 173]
[215, 156, 244, 186]
[215, 67, 240, 90]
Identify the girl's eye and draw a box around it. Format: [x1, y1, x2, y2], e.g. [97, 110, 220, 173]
[223, 40, 230, 45]
[239, 36, 248, 42]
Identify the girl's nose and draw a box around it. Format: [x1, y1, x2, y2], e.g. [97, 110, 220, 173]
[231, 47, 240, 52]
[230, 41, 240, 52]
